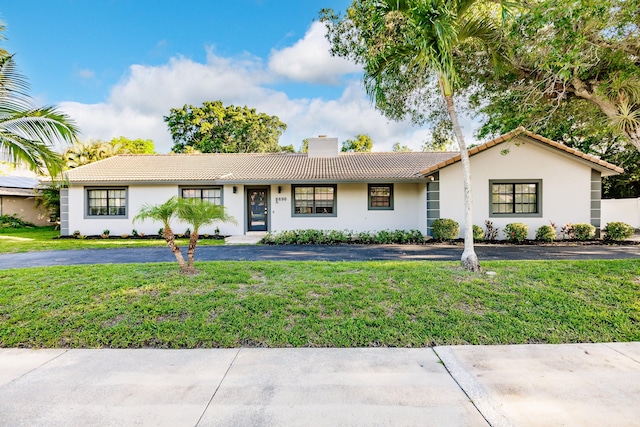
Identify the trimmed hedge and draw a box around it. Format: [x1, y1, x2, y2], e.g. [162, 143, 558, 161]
[603, 222, 634, 241]
[431, 218, 459, 240]
[261, 229, 425, 245]
[535, 225, 556, 242]
[573, 223, 596, 240]
[504, 223, 528, 243]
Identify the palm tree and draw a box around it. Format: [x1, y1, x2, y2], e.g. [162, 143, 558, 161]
[323, 0, 510, 271]
[133, 197, 187, 272]
[176, 198, 236, 272]
[0, 54, 78, 177]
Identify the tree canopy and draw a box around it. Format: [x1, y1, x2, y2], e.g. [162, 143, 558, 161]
[464, 0, 640, 196]
[321, 0, 511, 271]
[63, 137, 156, 168]
[341, 134, 373, 152]
[165, 101, 288, 154]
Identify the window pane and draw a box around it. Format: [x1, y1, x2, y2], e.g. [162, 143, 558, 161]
[370, 185, 391, 207]
[182, 189, 200, 199]
[294, 186, 335, 215]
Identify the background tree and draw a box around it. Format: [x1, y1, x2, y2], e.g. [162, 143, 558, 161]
[109, 136, 155, 154]
[63, 137, 156, 168]
[299, 139, 309, 153]
[341, 134, 373, 152]
[0, 28, 78, 177]
[467, 0, 640, 197]
[165, 101, 288, 153]
[322, 0, 510, 271]
[392, 142, 412, 152]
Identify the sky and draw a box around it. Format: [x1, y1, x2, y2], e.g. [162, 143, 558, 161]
[0, 0, 481, 154]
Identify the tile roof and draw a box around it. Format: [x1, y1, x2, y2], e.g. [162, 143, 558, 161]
[420, 127, 624, 176]
[63, 152, 460, 184]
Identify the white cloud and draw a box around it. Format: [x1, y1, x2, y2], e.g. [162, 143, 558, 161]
[268, 21, 361, 85]
[76, 69, 95, 79]
[58, 24, 481, 154]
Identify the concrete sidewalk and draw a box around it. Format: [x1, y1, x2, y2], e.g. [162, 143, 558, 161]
[1, 343, 639, 426]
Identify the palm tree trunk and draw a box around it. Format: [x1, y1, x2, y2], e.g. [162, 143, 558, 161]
[442, 93, 480, 272]
[163, 226, 187, 272]
[186, 231, 199, 271]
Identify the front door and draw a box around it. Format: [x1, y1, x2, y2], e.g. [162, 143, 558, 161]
[247, 187, 269, 231]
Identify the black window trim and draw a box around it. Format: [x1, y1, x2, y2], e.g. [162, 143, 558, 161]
[291, 184, 337, 217]
[489, 179, 542, 218]
[368, 183, 394, 210]
[85, 187, 128, 219]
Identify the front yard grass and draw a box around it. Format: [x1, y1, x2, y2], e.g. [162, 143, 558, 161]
[1, 260, 638, 348]
[0, 226, 224, 253]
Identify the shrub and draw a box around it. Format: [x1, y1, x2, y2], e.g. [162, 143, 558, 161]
[504, 223, 528, 243]
[484, 220, 499, 241]
[431, 218, 459, 240]
[560, 223, 573, 240]
[603, 222, 634, 241]
[0, 214, 35, 228]
[572, 223, 595, 240]
[535, 225, 556, 242]
[472, 225, 484, 240]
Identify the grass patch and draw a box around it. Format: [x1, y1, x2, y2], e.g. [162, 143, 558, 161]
[0, 227, 224, 253]
[1, 260, 638, 348]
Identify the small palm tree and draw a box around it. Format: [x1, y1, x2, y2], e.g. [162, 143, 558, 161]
[133, 197, 187, 272]
[176, 198, 236, 272]
[0, 54, 78, 177]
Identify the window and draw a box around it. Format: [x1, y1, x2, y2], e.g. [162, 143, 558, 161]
[368, 184, 394, 210]
[490, 180, 541, 217]
[87, 188, 127, 217]
[181, 187, 222, 205]
[293, 185, 336, 216]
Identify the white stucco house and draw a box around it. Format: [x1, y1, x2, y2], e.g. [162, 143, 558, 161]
[59, 127, 623, 239]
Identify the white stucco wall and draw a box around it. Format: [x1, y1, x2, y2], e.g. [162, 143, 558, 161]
[439, 137, 595, 239]
[601, 198, 640, 228]
[66, 184, 246, 236]
[269, 183, 426, 233]
[66, 182, 427, 236]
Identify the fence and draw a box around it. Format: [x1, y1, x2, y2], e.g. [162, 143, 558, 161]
[601, 198, 640, 229]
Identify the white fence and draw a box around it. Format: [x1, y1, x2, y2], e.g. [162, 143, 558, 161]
[601, 198, 640, 229]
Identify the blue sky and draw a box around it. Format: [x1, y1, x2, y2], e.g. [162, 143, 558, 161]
[1, 0, 479, 153]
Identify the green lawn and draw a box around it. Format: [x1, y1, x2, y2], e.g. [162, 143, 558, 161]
[0, 227, 224, 253]
[1, 260, 638, 348]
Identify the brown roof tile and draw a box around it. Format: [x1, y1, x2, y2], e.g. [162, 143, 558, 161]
[64, 152, 459, 184]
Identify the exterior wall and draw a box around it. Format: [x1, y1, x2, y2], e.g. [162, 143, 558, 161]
[66, 184, 246, 236]
[0, 195, 50, 226]
[439, 138, 593, 239]
[601, 198, 640, 229]
[66, 182, 426, 236]
[269, 182, 426, 233]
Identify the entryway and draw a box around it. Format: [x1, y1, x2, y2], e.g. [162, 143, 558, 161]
[246, 187, 269, 232]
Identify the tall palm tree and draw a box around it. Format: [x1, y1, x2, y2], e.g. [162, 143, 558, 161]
[323, 0, 510, 271]
[0, 54, 78, 177]
[133, 197, 187, 271]
[176, 198, 236, 272]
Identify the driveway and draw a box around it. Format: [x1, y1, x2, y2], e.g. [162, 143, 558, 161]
[0, 243, 638, 269]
